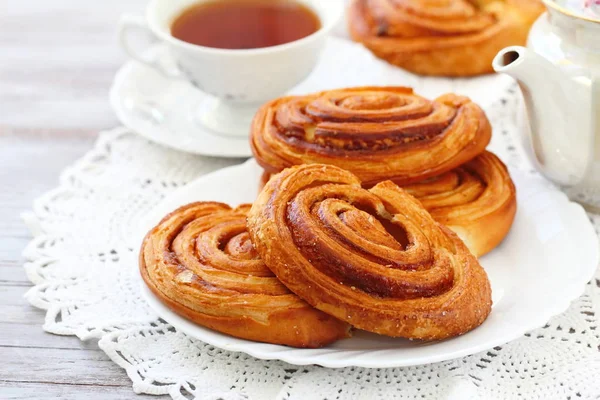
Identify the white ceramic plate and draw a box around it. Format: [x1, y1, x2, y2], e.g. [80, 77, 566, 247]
[136, 159, 598, 368]
[111, 36, 513, 158]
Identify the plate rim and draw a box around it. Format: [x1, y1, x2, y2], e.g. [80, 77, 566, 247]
[137, 159, 599, 368]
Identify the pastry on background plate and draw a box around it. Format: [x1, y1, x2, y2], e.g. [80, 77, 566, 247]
[248, 164, 492, 340]
[348, 0, 544, 76]
[251, 86, 491, 187]
[139, 202, 351, 348]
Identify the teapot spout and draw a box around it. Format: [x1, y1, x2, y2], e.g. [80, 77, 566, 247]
[493, 46, 566, 95]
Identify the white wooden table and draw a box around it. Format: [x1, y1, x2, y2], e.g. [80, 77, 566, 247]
[1, 1, 165, 398]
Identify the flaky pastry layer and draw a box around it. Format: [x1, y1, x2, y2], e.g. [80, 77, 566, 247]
[251, 86, 491, 186]
[140, 202, 350, 348]
[248, 164, 492, 340]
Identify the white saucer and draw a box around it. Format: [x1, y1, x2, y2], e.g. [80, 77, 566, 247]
[135, 159, 599, 368]
[111, 36, 514, 158]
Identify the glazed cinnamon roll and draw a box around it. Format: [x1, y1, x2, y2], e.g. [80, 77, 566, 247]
[251, 86, 491, 187]
[404, 151, 516, 257]
[248, 165, 492, 340]
[140, 202, 351, 348]
[348, 0, 544, 76]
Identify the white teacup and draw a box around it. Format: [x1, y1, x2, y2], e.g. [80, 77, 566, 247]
[118, 0, 344, 137]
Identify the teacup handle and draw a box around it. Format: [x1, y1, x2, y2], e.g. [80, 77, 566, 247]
[118, 14, 182, 79]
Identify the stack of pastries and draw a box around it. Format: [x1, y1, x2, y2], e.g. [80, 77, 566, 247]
[348, 0, 544, 76]
[140, 86, 516, 349]
[251, 87, 516, 257]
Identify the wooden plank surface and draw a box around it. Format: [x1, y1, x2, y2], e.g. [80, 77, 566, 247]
[0, 0, 164, 398]
[2, 382, 154, 400]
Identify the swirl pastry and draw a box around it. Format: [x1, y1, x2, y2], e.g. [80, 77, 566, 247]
[140, 202, 351, 348]
[251, 86, 491, 187]
[403, 151, 516, 257]
[348, 0, 544, 76]
[248, 164, 492, 340]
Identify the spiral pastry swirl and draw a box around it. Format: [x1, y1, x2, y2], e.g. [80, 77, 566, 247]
[248, 165, 492, 340]
[404, 151, 516, 256]
[140, 202, 351, 348]
[251, 86, 491, 186]
[348, 0, 544, 76]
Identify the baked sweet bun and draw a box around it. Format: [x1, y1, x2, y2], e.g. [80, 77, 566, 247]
[404, 151, 516, 257]
[248, 164, 492, 340]
[251, 86, 491, 187]
[140, 202, 351, 348]
[348, 0, 544, 76]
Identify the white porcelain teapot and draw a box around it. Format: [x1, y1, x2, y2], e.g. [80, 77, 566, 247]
[493, 0, 600, 206]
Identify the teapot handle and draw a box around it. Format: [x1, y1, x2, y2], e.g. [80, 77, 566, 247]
[583, 71, 600, 188]
[593, 72, 600, 168]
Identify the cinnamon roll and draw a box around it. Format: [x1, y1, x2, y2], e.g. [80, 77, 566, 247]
[348, 0, 544, 76]
[251, 86, 491, 187]
[248, 165, 492, 340]
[404, 151, 516, 257]
[140, 202, 351, 348]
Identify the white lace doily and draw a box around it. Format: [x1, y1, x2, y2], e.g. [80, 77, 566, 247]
[23, 88, 600, 399]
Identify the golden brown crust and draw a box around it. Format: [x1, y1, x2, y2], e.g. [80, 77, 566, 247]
[248, 164, 492, 340]
[348, 0, 544, 76]
[251, 86, 491, 186]
[403, 151, 517, 256]
[139, 202, 351, 348]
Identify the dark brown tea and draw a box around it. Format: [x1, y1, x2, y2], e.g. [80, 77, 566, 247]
[171, 0, 321, 50]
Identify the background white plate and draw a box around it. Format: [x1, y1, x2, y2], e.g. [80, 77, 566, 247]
[112, 36, 513, 158]
[136, 159, 598, 368]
